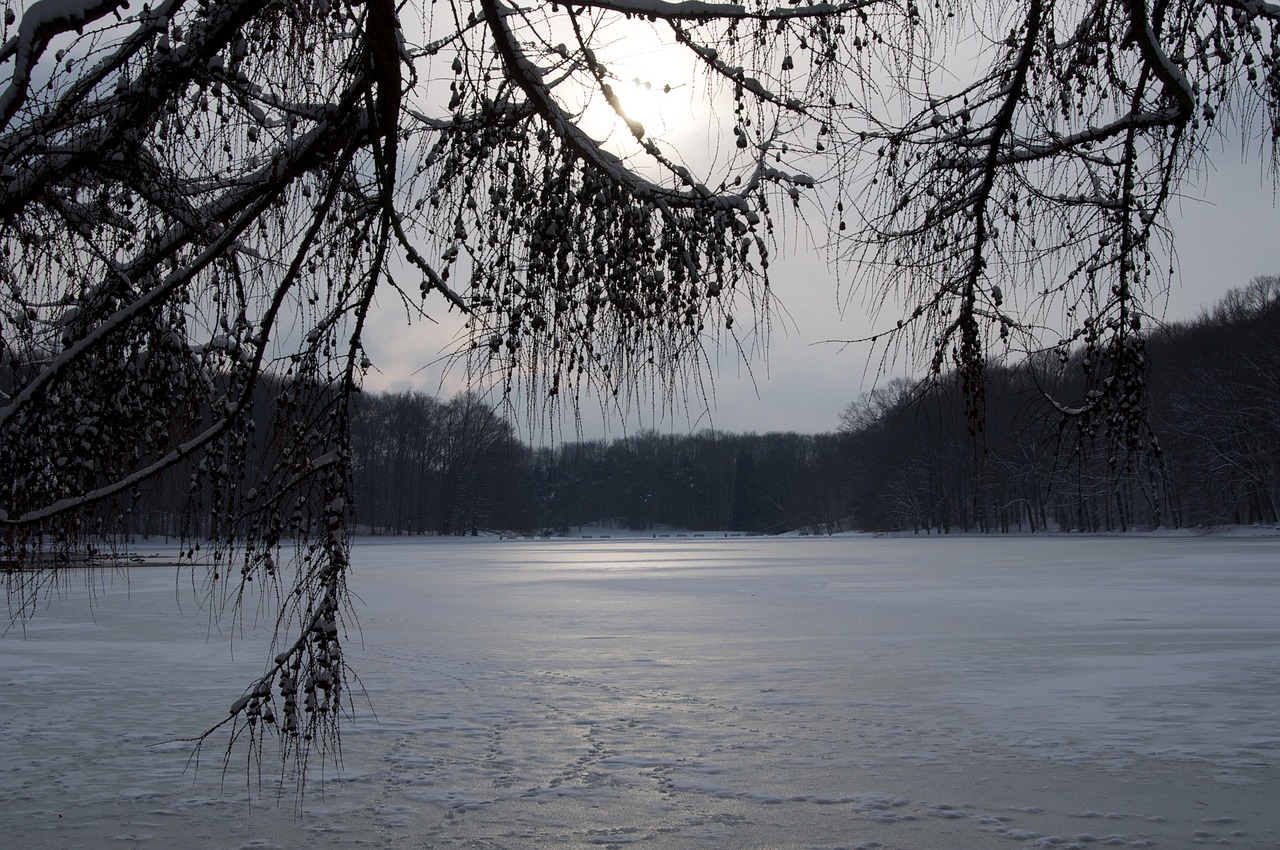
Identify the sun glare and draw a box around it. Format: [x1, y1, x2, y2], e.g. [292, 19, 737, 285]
[574, 38, 706, 155]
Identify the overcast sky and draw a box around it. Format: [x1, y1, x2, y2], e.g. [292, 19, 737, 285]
[360, 142, 1275, 442]
[360, 121, 1278, 442]
[345, 10, 1280, 441]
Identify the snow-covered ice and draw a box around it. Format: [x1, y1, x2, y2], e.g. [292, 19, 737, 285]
[2, 535, 1278, 848]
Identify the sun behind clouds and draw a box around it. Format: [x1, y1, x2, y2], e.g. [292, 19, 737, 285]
[572, 31, 708, 159]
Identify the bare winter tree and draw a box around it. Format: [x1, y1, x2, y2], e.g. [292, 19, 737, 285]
[2, 0, 1278, 783]
[0, 0, 854, 783]
[835, 0, 1280, 457]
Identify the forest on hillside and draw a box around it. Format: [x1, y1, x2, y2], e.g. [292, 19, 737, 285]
[108, 277, 1278, 539]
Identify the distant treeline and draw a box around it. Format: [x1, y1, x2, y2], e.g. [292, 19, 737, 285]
[348, 277, 1280, 536]
[105, 278, 1279, 538]
[833, 276, 1280, 533]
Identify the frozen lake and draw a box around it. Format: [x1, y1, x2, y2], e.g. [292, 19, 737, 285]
[2, 535, 1278, 849]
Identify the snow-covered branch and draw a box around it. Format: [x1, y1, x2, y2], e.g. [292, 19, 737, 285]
[0, 0, 131, 126]
[566, 0, 883, 21]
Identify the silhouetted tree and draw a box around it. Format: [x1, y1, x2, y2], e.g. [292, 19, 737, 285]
[5, 0, 1280, 784]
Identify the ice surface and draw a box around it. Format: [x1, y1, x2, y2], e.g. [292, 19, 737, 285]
[2, 535, 1278, 848]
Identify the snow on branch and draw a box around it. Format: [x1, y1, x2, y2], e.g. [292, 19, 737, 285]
[568, 0, 882, 22]
[0, 0, 130, 126]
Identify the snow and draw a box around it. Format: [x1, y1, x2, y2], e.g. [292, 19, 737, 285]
[2, 535, 1278, 848]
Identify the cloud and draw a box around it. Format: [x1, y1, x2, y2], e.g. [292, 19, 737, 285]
[360, 145, 1277, 442]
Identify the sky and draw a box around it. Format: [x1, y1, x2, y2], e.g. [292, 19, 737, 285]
[357, 16, 1280, 441]
[5, 0, 1273, 442]
[360, 146, 1278, 441]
